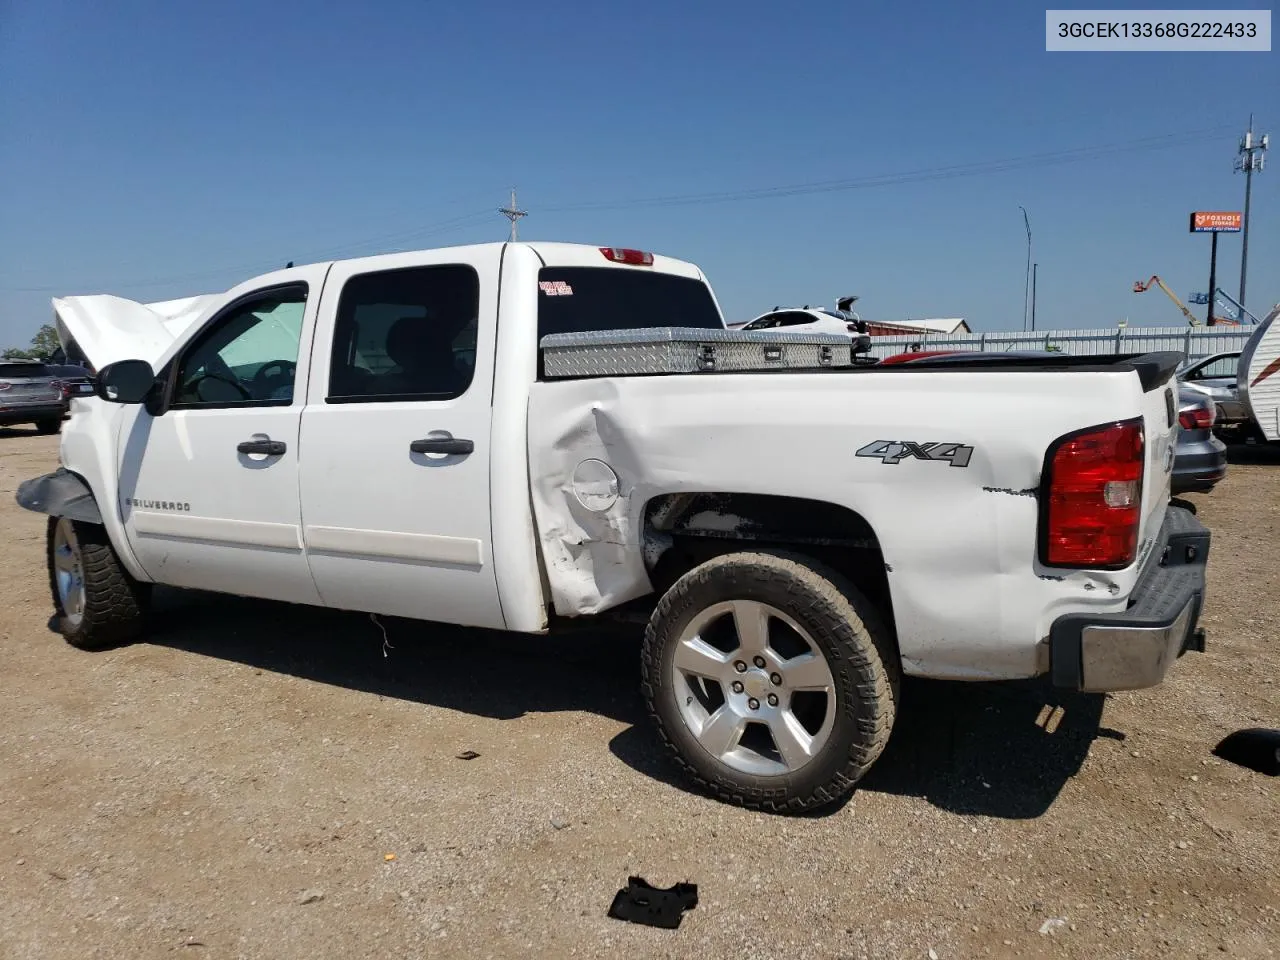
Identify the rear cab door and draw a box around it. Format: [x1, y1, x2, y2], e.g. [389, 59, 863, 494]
[297, 246, 505, 628]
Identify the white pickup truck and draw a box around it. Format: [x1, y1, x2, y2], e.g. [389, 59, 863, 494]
[18, 241, 1211, 813]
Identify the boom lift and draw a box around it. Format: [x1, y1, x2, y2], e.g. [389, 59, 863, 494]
[1133, 276, 1201, 327]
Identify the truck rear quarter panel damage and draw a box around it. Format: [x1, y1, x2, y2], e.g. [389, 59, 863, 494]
[527, 369, 1148, 680]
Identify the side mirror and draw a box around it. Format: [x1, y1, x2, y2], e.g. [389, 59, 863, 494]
[95, 359, 156, 404]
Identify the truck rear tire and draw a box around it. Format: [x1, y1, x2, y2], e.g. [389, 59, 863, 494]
[642, 550, 899, 813]
[47, 517, 150, 650]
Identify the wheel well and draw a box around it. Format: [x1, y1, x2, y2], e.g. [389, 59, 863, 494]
[642, 492, 894, 627]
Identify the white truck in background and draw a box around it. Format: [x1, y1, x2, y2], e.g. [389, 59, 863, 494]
[18, 241, 1211, 813]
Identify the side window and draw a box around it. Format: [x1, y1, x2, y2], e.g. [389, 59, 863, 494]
[327, 264, 479, 402]
[777, 312, 814, 327]
[172, 286, 307, 408]
[743, 313, 781, 330]
[1198, 356, 1237, 379]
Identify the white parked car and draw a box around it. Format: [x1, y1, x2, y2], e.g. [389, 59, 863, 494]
[733, 300, 872, 353]
[18, 241, 1209, 813]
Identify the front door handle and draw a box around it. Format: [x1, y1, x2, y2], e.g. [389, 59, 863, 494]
[237, 439, 287, 456]
[410, 437, 474, 455]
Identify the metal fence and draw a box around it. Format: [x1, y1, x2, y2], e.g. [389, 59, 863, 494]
[867, 326, 1252, 361]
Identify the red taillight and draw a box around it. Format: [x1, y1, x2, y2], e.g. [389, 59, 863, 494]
[1178, 405, 1214, 430]
[599, 247, 654, 266]
[0, 381, 11, 392]
[1041, 418, 1144, 569]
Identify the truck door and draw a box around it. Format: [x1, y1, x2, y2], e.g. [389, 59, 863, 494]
[118, 267, 328, 604]
[297, 249, 505, 629]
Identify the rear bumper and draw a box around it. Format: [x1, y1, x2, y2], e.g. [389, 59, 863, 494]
[1172, 438, 1228, 494]
[0, 402, 65, 425]
[1049, 506, 1209, 692]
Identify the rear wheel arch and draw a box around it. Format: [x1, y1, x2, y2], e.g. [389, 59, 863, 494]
[641, 492, 896, 636]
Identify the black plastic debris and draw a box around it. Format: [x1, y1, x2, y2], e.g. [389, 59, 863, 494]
[1213, 728, 1280, 776]
[454, 750, 481, 761]
[607, 876, 698, 929]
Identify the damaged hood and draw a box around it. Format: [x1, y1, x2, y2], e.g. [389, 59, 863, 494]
[52, 292, 221, 368]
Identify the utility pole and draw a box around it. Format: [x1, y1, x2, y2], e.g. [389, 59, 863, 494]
[1031, 262, 1038, 332]
[1019, 206, 1032, 332]
[1235, 115, 1269, 315]
[498, 187, 527, 241]
[1206, 230, 1218, 325]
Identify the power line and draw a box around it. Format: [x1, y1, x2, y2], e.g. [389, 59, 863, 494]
[1, 122, 1259, 295]
[0, 209, 496, 294]
[537, 124, 1244, 212]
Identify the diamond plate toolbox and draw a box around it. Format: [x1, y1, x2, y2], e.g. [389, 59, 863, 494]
[540, 327, 853, 378]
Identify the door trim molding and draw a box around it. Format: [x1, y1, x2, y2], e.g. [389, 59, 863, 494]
[304, 525, 484, 567]
[131, 511, 303, 550]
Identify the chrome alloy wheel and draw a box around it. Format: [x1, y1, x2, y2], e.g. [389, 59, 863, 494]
[52, 518, 86, 628]
[670, 599, 837, 776]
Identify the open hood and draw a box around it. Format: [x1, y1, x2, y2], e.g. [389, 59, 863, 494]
[52, 292, 221, 369]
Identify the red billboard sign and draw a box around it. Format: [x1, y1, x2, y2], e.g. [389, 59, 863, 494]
[1189, 211, 1243, 233]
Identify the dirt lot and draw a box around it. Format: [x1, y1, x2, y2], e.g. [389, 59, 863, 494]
[1, 430, 1277, 960]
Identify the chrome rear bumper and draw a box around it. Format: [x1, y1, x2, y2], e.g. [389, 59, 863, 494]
[1050, 506, 1209, 692]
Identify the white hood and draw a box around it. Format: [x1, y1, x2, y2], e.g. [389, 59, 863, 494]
[52, 292, 221, 368]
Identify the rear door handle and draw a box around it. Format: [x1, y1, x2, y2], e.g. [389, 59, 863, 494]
[237, 439, 287, 456]
[410, 437, 474, 455]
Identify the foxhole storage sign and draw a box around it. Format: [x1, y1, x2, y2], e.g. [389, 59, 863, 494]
[1189, 211, 1243, 233]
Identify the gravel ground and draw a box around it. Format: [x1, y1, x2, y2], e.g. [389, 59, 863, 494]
[1, 429, 1277, 960]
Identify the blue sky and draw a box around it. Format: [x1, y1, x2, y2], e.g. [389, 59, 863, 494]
[0, 0, 1275, 348]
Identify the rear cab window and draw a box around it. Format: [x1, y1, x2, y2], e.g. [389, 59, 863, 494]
[536, 267, 723, 340]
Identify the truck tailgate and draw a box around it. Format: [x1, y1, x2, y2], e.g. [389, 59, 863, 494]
[1138, 370, 1180, 562]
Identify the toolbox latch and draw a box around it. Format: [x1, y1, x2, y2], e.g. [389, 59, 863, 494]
[698, 344, 717, 371]
[818, 345, 834, 366]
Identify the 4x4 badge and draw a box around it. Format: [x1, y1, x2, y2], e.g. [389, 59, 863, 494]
[856, 440, 974, 468]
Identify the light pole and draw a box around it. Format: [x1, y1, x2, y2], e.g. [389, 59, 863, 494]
[1019, 206, 1032, 332]
[1031, 262, 1038, 332]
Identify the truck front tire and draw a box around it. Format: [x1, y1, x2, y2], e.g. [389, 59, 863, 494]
[47, 517, 150, 650]
[642, 550, 899, 813]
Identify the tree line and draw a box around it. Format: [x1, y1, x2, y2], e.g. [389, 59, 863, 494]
[3, 324, 63, 361]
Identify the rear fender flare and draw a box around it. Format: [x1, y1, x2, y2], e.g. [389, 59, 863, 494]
[15, 468, 104, 524]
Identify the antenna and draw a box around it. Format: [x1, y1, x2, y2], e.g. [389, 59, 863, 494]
[498, 187, 527, 241]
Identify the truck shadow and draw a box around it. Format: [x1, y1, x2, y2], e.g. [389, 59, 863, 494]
[144, 587, 1109, 821]
[608, 676, 1109, 820]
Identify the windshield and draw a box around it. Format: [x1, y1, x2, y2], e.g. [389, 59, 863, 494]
[536, 267, 723, 339]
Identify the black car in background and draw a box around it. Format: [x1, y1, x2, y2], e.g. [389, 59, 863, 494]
[1172, 384, 1228, 495]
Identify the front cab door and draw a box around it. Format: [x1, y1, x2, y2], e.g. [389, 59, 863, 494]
[118, 267, 328, 604]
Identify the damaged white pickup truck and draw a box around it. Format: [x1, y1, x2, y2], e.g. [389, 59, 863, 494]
[19, 241, 1211, 812]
